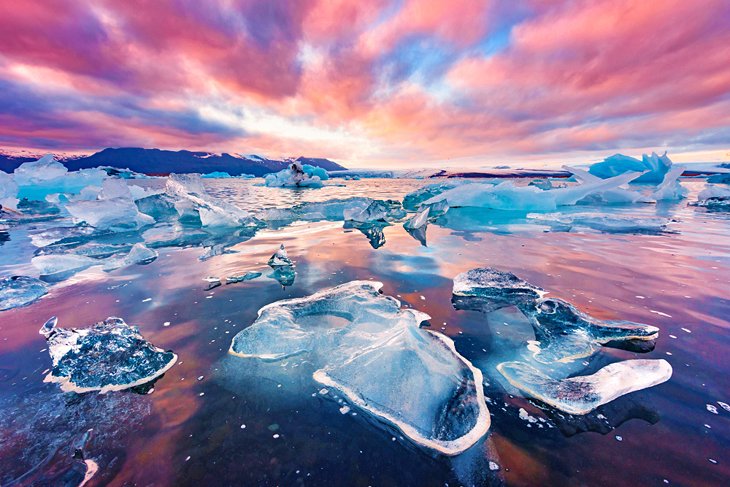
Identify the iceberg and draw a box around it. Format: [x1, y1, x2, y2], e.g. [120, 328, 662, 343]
[264, 161, 324, 188]
[497, 359, 672, 415]
[563, 166, 652, 204]
[268, 244, 293, 267]
[588, 152, 672, 184]
[201, 171, 233, 178]
[65, 179, 155, 230]
[422, 172, 644, 212]
[452, 268, 659, 363]
[0, 276, 49, 311]
[695, 185, 730, 209]
[40, 316, 177, 393]
[229, 281, 490, 455]
[13, 155, 106, 201]
[302, 164, 329, 180]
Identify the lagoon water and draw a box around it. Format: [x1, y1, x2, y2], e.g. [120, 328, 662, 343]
[1, 177, 729, 486]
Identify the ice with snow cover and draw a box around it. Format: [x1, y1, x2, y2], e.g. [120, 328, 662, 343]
[229, 280, 490, 455]
[264, 161, 326, 188]
[695, 185, 730, 210]
[40, 316, 177, 393]
[452, 268, 670, 413]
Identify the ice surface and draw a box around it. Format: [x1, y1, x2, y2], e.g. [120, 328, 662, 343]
[40, 316, 177, 393]
[226, 271, 262, 284]
[402, 182, 464, 211]
[264, 161, 324, 188]
[0, 276, 49, 311]
[229, 281, 490, 455]
[498, 359, 672, 415]
[268, 244, 293, 267]
[527, 212, 673, 235]
[32, 254, 100, 280]
[65, 179, 155, 230]
[651, 166, 687, 201]
[423, 172, 644, 211]
[0, 170, 19, 210]
[563, 166, 652, 204]
[165, 174, 255, 227]
[343, 199, 406, 223]
[404, 206, 430, 231]
[695, 185, 730, 209]
[588, 152, 672, 184]
[13, 155, 106, 200]
[103, 243, 158, 271]
[453, 268, 659, 363]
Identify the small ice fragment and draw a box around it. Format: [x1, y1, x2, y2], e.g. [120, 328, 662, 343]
[615, 435, 623, 442]
[240, 424, 246, 429]
[706, 404, 719, 414]
[197, 376, 204, 381]
[489, 461, 500, 471]
[681, 328, 692, 334]
[319, 388, 329, 395]
[142, 298, 152, 303]
[709, 458, 718, 464]
[0, 276, 49, 311]
[185, 456, 191, 462]
[718, 401, 730, 412]
[40, 316, 177, 393]
[163, 322, 171, 327]
[339, 405, 351, 415]
[268, 244, 293, 267]
[650, 310, 672, 318]
[203, 276, 221, 284]
[273, 434, 280, 439]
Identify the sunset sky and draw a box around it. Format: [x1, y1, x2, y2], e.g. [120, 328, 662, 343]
[1, 0, 729, 168]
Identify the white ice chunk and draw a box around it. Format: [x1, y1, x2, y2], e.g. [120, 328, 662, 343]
[13, 155, 106, 201]
[0, 170, 19, 210]
[103, 243, 158, 271]
[563, 166, 653, 204]
[498, 359, 672, 415]
[264, 161, 324, 188]
[268, 244, 293, 267]
[65, 179, 155, 230]
[651, 165, 687, 201]
[229, 281, 490, 455]
[695, 185, 730, 209]
[403, 206, 430, 230]
[165, 174, 254, 227]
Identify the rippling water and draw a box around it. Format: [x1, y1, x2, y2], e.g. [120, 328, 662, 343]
[1, 178, 728, 486]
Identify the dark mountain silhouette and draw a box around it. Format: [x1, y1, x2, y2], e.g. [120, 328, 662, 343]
[0, 147, 347, 175]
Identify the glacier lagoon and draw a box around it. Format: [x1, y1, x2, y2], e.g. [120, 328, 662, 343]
[1, 168, 729, 486]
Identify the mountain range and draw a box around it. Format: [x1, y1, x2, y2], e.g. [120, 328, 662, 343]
[0, 147, 347, 176]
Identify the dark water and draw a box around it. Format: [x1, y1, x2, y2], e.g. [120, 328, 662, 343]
[0, 178, 728, 486]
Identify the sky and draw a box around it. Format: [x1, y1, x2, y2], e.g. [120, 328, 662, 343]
[0, 0, 729, 168]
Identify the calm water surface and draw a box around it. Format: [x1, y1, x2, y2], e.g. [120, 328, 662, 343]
[1, 178, 728, 486]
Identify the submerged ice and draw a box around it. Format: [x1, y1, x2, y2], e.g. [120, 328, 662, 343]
[452, 268, 670, 414]
[229, 281, 490, 455]
[40, 316, 177, 393]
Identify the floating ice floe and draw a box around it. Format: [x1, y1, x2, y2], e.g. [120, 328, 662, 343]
[264, 161, 325, 188]
[226, 271, 262, 284]
[229, 281, 490, 455]
[422, 171, 644, 212]
[258, 197, 373, 225]
[102, 243, 158, 271]
[402, 182, 465, 211]
[13, 155, 106, 201]
[0, 276, 49, 311]
[201, 171, 233, 178]
[527, 212, 674, 235]
[65, 179, 155, 231]
[695, 185, 730, 209]
[588, 152, 673, 184]
[165, 174, 255, 227]
[343, 199, 406, 223]
[498, 359, 672, 415]
[40, 316, 177, 393]
[268, 244, 293, 267]
[32, 254, 100, 281]
[453, 268, 659, 363]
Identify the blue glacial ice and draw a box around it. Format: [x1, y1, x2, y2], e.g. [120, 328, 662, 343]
[102, 243, 158, 271]
[268, 244, 293, 267]
[264, 161, 325, 188]
[13, 155, 106, 201]
[422, 171, 645, 211]
[64, 179, 155, 231]
[0, 170, 19, 210]
[588, 151, 673, 184]
[229, 281, 490, 455]
[343, 199, 406, 223]
[40, 316, 177, 393]
[402, 182, 465, 211]
[497, 359, 672, 415]
[0, 275, 49, 311]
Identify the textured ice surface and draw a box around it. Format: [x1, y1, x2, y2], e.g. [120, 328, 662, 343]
[65, 179, 155, 230]
[404, 206, 431, 231]
[564, 166, 651, 204]
[343, 199, 406, 223]
[264, 162, 324, 188]
[0, 170, 19, 210]
[402, 182, 464, 210]
[103, 243, 158, 271]
[165, 174, 255, 227]
[41, 316, 177, 393]
[0, 275, 49, 311]
[498, 359, 672, 415]
[32, 254, 100, 280]
[651, 166, 687, 201]
[423, 172, 644, 211]
[588, 152, 672, 184]
[226, 271, 262, 284]
[229, 281, 490, 455]
[268, 244, 293, 267]
[453, 268, 658, 363]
